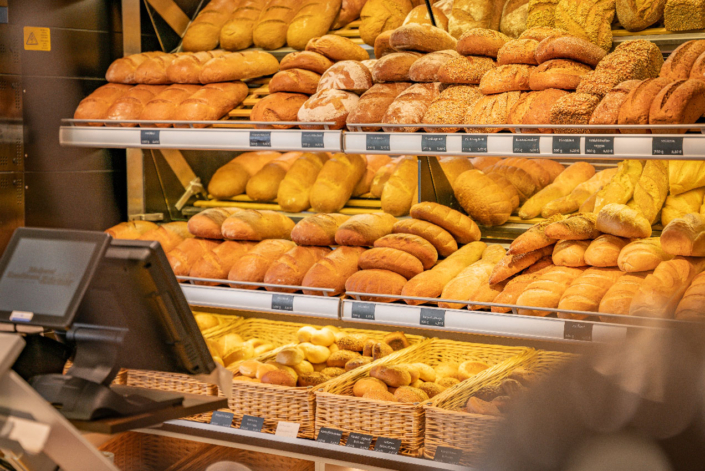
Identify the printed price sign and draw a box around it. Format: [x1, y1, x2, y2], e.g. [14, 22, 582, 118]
[275, 421, 300, 437]
[434, 446, 463, 464]
[210, 411, 234, 427]
[346, 433, 373, 450]
[652, 137, 683, 155]
[420, 308, 445, 327]
[250, 131, 271, 147]
[140, 130, 160, 145]
[513, 136, 540, 153]
[563, 321, 593, 341]
[422, 135, 447, 152]
[240, 415, 264, 432]
[316, 428, 343, 445]
[302, 132, 325, 148]
[271, 294, 294, 311]
[553, 136, 580, 154]
[374, 437, 402, 455]
[462, 135, 488, 153]
[366, 134, 390, 151]
[351, 302, 375, 320]
[585, 137, 614, 154]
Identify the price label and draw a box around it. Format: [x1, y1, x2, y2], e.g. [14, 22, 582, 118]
[346, 432, 373, 450]
[210, 411, 234, 427]
[351, 302, 375, 320]
[585, 137, 614, 154]
[421, 135, 447, 153]
[374, 437, 401, 455]
[563, 321, 593, 341]
[513, 136, 540, 154]
[553, 136, 581, 154]
[275, 421, 300, 438]
[462, 135, 488, 153]
[420, 308, 445, 327]
[240, 415, 264, 432]
[140, 130, 160, 145]
[434, 446, 463, 464]
[316, 428, 343, 445]
[271, 294, 294, 311]
[366, 134, 390, 152]
[652, 137, 683, 155]
[302, 132, 325, 148]
[250, 131, 271, 147]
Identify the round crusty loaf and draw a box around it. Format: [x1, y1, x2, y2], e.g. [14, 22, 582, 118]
[392, 219, 458, 257]
[374, 233, 438, 269]
[374, 30, 397, 59]
[464, 91, 522, 133]
[457, 28, 511, 57]
[519, 26, 569, 42]
[617, 77, 673, 133]
[318, 61, 373, 93]
[305, 35, 370, 62]
[454, 170, 513, 226]
[550, 92, 601, 133]
[298, 89, 360, 130]
[437, 55, 497, 84]
[408, 49, 461, 82]
[383, 331, 410, 351]
[389, 23, 457, 53]
[588, 79, 641, 133]
[371, 52, 423, 82]
[269, 69, 321, 95]
[508, 88, 569, 133]
[280, 51, 335, 75]
[422, 85, 484, 133]
[535, 36, 607, 66]
[410, 201, 481, 244]
[616, 0, 666, 31]
[394, 385, 429, 403]
[649, 79, 705, 133]
[344, 268, 407, 302]
[479, 64, 534, 94]
[497, 39, 539, 65]
[529, 59, 592, 90]
[358, 247, 424, 279]
[250, 92, 309, 130]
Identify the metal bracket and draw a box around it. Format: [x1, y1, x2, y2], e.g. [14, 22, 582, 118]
[175, 177, 205, 211]
[128, 213, 164, 222]
[145, 0, 191, 36]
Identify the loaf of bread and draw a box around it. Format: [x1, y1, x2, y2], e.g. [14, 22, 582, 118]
[74, 83, 133, 124]
[333, 0, 369, 29]
[629, 256, 705, 318]
[252, 0, 304, 50]
[359, 247, 424, 279]
[596, 271, 649, 319]
[519, 162, 595, 219]
[132, 54, 179, 84]
[199, 51, 280, 83]
[219, 0, 268, 51]
[381, 83, 441, 132]
[661, 213, 705, 257]
[354, 154, 393, 196]
[439, 245, 506, 309]
[508, 214, 563, 255]
[588, 80, 641, 133]
[471, 157, 502, 171]
[491, 268, 545, 312]
[250, 92, 309, 130]
[291, 213, 349, 246]
[668, 161, 705, 196]
[187, 207, 241, 239]
[489, 245, 553, 284]
[457, 29, 511, 57]
[371, 162, 396, 197]
[302, 246, 367, 295]
[627, 160, 668, 225]
[173, 82, 249, 126]
[438, 56, 497, 84]
[542, 168, 617, 217]
[373, 30, 396, 59]
[306, 35, 370, 62]
[280, 51, 335, 74]
[381, 157, 418, 216]
[618, 237, 674, 272]
[408, 50, 461, 82]
[494, 158, 551, 192]
[485, 172, 521, 212]
[454, 169, 513, 226]
[298, 89, 360, 129]
[167, 238, 221, 277]
[190, 240, 257, 285]
[661, 188, 705, 227]
[393, 219, 458, 257]
[345, 269, 407, 302]
[439, 156, 475, 187]
[404, 4, 449, 29]
[529, 59, 592, 91]
[269, 69, 321, 95]
[675, 271, 705, 320]
[183, 0, 239, 52]
[389, 24, 457, 53]
[208, 151, 280, 199]
[479, 64, 534, 94]
[501, 0, 530, 37]
[516, 266, 585, 316]
[552, 239, 590, 267]
[584, 234, 628, 267]
[660, 40, 705, 81]
[526, 2, 561, 28]
[449, 0, 505, 37]
[221, 210, 296, 241]
[359, 0, 413, 46]
[549, 92, 601, 133]
[105, 52, 166, 84]
[410, 202, 481, 244]
[483, 163, 538, 203]
[374, 233, 438, 269]
[596, 203, 652, 238]
[165, 52, 226, 84]
[347, 83, 412, 132]
[497, 39, 539, 65]
[649, 79, 705, 134]
[246, 152, 302, 201]
[664, 0, 705, 32]
[545, 213, 600, 240]
[105, 84, 167, 126]
[554, 0, 616, 51]
[263, 246, 331, 292]
[509, 88, 569, 133]
[594, 160, 644, 213]
[139, 222, 194, 253]
[465, 91, 522, 134]
[422, 85, 483, 133]
[616, 0, 665, 31]
[558, 267, 625, 319]
[277, 153, 329, 212]
[401, 241, 486, 304]
[617, 77, 672, 134]
[310, 153, 367, 212]
[335, 213, 398, 246]
[371, 52, 423, 82]
[105, 221, 158, 239]
[139, 84, 202, 126]
[228, 239, 297, 289]
[535, 35, 606, 66]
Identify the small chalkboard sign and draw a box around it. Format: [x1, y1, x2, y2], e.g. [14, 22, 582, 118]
[434, 446, 463, 464]
[317, 428, 343, 445]
[422, 135, 447, 153]
[420, 308, 445, 327]
[513, 136, 540, 154]
[366, 134, 390, 151]
[462, 135, 488, 153]
[240, 415, 264, 432]
[553, 136, 580, 154]
[250, 131, 271, 147]
[210, 411, 234, 427]
[585, 137, 614, 155]
[140, 130, 160, 145]
[374, 437, 401, 455]
[351, 302, 375, 320]
[563, 321, 593, 341]
[302, 132, 325, 148]
[271, 294, 294, 311]
[652, 137, 683, 156]
[346, 433, 373, 450]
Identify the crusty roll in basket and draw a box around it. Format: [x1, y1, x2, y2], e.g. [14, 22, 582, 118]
[423, 349, 576, 466]
[315, 339, 531, 456]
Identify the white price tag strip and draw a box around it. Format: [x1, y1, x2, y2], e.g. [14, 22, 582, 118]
[275, 421, 300, 438]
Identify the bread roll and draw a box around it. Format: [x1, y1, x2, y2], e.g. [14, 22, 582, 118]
[280, 51, 335, 74]
[508, 214, 563, 255]
[291, 213, 350, 246]
[440, 245, 506, 309]
[519, 162, 595, 219]
[347, 83, 413, 132]
[661, 213, 705, 257]
[374, 233, 438, 269]
[675, 271, 705, 320]
[173, 82, 249, 127]
[449, 0, 505, 37]
[335, 213, 398, 246]
[74, 83, 133, 125]
[221, 210, 296, 241]
[515, 266, 585, 316]
[454, 169, 513, 227]
[618, 237, 674, 273]
[310, 153, 367, 212]
[408, 49, 461, 82]
[554, 0, 616, 52]
[333, 0, 369, 29]
[598, 271, 650, 319]
[298, 89, 361, 130]
[303, 246, 367, 295]
[106, 221, 159, 239]
[359, 0, 413, 46]
[584, 234, 629, 268]
[199, 51, 280, 83]
[183, 0, 239, 52]
[139, 84, 202, 126]
[227, 239, 297, 289]
[264, 246, 331, 292]
[190, 240, 256, 285]
[558, 267, 625, 319]
[306, 35, 370, 62]
[354, 154, 393, 196]
[489, 245, 554, 284]
[401, 241, 486, 304]
[389, 24, 457, 53]
[393, 219, 458, 257]
[552, 240, 590, 267]
[542, 168, 617, 217]
[253, 0, 304, 50]
[187, 207, 241, 239]
[381, 156, 418, 216]
[594, 160, 644, 213]
[661, 188, 705, 227]
[167, 238, 221, 277]
[345, 268, 407, 302]
[359, 247, 424, 279]
[219, 0, 269, 51]
[287, 0, 343, 50]
[277, 152, 329, 212]
[208, 151, 281, 199]
[382, 83, 441, 132]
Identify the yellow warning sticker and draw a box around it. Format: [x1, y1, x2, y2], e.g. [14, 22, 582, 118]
[23, 27, 51, 51]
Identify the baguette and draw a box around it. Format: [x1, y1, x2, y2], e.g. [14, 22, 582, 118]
[629, 256, 705, 319]
[345, 269, 407, 302]
[584, 234, 628, 267]
[552, 240, 590, 267]
[133, 54, 179, 84]
[291, 213, 350, 246]
[544, 213, 600, 240]
[166, 51, 228, 84]
[593, 160, 644, 213]
[542, 168, 617, 217]
[374, 233, 439, 270]
[138, 222, 193, 253]
[105, 52, 166, 84]
[439, 245, 506, 309]
[302, 246, 367, 295]
[675, 271, 705, 320]
[410, 201, 481, 244]
[187, 207, 242, 239]
[246, 152, 302, 202]
[139, 84, 202, 127]
[392, 219, 458, 257]
[221, 210, 296, 241]
[263, 246, 331, 292]
[173, 81, 249, 127]
[618, 238, 674, 272]
[557, 267, 625, 319]
[515, 266, 585, 316]
[74, 83, 133, 125]
[309, 153, 367, 213]
[287, 0, 343, 50]
[401, 241, 487, 305]
[370, 161, 396, 198]
[105, 85, 168, 126]
[199, 51, 280, 83]
[277, 152, 330, 212]
[354, 154, 393, 197]
[359, 247, 424, 279]
[453, 170, 513, 227]
[507, 214, 564, 255]
[381, 156, 418, 217]
[219, 0, 267, 51]
[105, 221, 158, 239]
[518, 162, 595, 219]
[627, 160, 669, 225]
[489, 245, 553, 285]
[167, 238, 221, 277]
[335, 213, 398, 246]
[228, 239, 297, 289]
[190, 240, 257, 285]
[661, 213, 705, 257]
[208, 151, 281, 199]
[253, 0, 304, 50]
[182, 0, 239, 52]
[661, 188, 705, 227]
[598, 271, 650, 319]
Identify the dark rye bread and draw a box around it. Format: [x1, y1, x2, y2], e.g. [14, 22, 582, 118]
[550, 92, 601, 134]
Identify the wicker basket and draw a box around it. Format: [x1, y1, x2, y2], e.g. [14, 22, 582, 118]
[193, 327, 426, 439]
[315, 338, 531, 457]
[195, 311, 243, 339]
[165, 444, 314, 471]
[99, 431, 208, 471]
[423, 350, 577, 465]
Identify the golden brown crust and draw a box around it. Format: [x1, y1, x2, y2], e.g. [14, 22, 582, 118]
[344, 269, 408, 302]
[269, 69, 321, 95]
[497, 39, 539, 65]
[464, 91, 523, 133]
[554, 0, 616, 52]
[535, 36, 607, 66]
[305, 35, 370, 62]
[545, 213, 600, 240]
[374, 233, 439, 270]
[479, 64, 534, 94]
[509, 88, 569, 133]
[358, 247, 424, 279]
[389, 24, 458, 53]
[456, 28, 511, 57]
[280, 51, 336, 75]
[529, 59, 592, 91]
[437, 56, 497, 84]
[549, 92, 601, 133]
[392, 219, 459, 257]
[454, 170, 513, 226]
[649, 79, 705, 133]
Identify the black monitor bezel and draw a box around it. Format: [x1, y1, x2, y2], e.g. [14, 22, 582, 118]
[0, 227, 111, 329]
